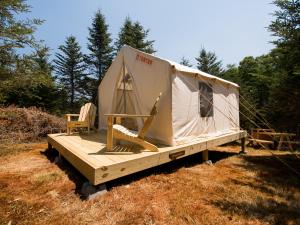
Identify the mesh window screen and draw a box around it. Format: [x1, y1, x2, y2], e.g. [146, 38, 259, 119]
[199, 82, 213, 117]
[114, 71, 138, 130]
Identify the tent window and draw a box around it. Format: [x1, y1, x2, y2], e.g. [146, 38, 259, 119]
[118, 73, 133, 90]
[199, 82, 213, 117]
[114, 71, 138, 130]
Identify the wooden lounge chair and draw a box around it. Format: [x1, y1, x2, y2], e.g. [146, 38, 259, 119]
[105, 93, 162, 152]
[65, 103, 97, 135]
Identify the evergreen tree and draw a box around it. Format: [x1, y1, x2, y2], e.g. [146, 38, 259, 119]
[115, 17, 155, 53]
[180, 57, 193, 67]
[0, 0, 43, 51]
[195, 48, 223, 76]
[0, 0, 62, 112]
[267, 0, 300, 131]
[115, 18, 134, 51]
[132, 21, 155, 53]
[33, 45, 53, 75]
[86, 10, 114, 102]
[32, 45, 66, 113]
[221, 64, 240, 84]
[268, 0, 300, 69]
[237, 55, 275, 130]
[0, 0, 42, 74]
[1, 48, 62, 113]
[0, 0, 42, 80]
[53, 36, 86, 110]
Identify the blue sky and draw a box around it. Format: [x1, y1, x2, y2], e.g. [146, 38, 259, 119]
[24, 0, 276, 67]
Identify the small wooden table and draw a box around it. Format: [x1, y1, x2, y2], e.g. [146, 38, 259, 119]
[265, 132, 296, 151]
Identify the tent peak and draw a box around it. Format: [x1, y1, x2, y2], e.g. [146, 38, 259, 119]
[119, 45, 239, 88]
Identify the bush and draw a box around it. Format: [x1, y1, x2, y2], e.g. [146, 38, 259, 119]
[0, 106, 66, 143]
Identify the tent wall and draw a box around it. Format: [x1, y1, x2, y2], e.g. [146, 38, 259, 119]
[99, 47, 174, 145]
[99, 45, 240, 147]
[98, 51, 124, 129]
[171, 72, 239, 145]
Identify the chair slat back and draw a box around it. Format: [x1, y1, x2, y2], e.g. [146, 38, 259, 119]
[78, 105, 85, 121]
[79, 103, 90, 122]
[89, 104, 97, 126]
[78, 103, 97, 126]
[138, 93, 162, 139]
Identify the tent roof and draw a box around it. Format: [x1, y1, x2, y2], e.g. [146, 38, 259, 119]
[122, 45, 240, 88]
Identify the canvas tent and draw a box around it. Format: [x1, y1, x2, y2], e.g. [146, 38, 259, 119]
[98, 45, 240, 146]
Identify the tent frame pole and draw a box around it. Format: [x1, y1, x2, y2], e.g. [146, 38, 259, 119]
[122, 60, 126, 113]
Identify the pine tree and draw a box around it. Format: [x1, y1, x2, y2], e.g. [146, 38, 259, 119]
[0, 0, 43, 73]
[0, 0, 57, 109]
[0, 0, 43, 81]
[268, 0, 300, 73]
[267, 0, 300, 131]
[86, 10, 114, 102]
[33, 45, 53, 75]
[237, 55, 275, 130]
[0, 0, 43, 51]
[180, 57, 193, 67]
[53, 36, 86, 110]
[115, 17, 155, 53]
[1, 47, 62, 112]
[132, 21, 155, 54]
[222, 64, 240, 84]
[115, 17, 134, 51]
[195, 48, 223, 76]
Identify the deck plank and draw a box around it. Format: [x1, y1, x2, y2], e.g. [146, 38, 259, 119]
[57, 135, 118, 165]
[48, 130, 247, 185]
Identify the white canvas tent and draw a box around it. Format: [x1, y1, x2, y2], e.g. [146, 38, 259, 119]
[98, 45, 240, 146]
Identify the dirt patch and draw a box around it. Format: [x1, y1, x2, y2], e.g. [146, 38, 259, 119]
[0, 143, 299, 225]
[0, 144, 47, 173]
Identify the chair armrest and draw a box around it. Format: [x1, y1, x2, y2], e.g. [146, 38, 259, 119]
[104, 114, 151, 118]
[65, 114, 80, 117]
[65, 114, 80, 122]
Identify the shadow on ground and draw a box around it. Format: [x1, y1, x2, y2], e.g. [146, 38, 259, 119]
[211, 153, 300, 224]
[41, 147, 237, 197]
[106, 150, 237, 189]
[41, 148, 87, 198]
[41, 146, 300, 224]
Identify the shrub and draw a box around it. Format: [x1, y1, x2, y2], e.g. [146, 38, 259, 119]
[0, 106, 66, 143]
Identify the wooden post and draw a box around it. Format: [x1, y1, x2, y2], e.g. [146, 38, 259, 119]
[66, 115, 71, 135]
[202, 150, 208, 162]
[107, 116, 113, 151]
[277, 135, 282, 150]
[115, 117, 121, 146]
[240, 137, 246, 154]
[286, 136, 293, 151]
[48, 143, 53, 150]
[116, 117, 122, 125]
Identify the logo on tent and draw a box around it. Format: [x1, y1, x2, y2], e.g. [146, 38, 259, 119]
[136, 54, 153, 65]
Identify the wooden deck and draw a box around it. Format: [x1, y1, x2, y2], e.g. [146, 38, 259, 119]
[47, 130, 247, 185]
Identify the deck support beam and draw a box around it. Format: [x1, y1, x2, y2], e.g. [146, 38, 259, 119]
[202, 150, 209, 162]
[240, 137, 246, 154]
[81, 182, 107, 200]
[54, 152, 63, 164]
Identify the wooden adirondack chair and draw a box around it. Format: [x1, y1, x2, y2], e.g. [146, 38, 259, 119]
[105, 93, 162, 152]
[65, 103, 97, 135]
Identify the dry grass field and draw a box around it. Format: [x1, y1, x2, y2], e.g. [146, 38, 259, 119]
[0, 142, 300, 225]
